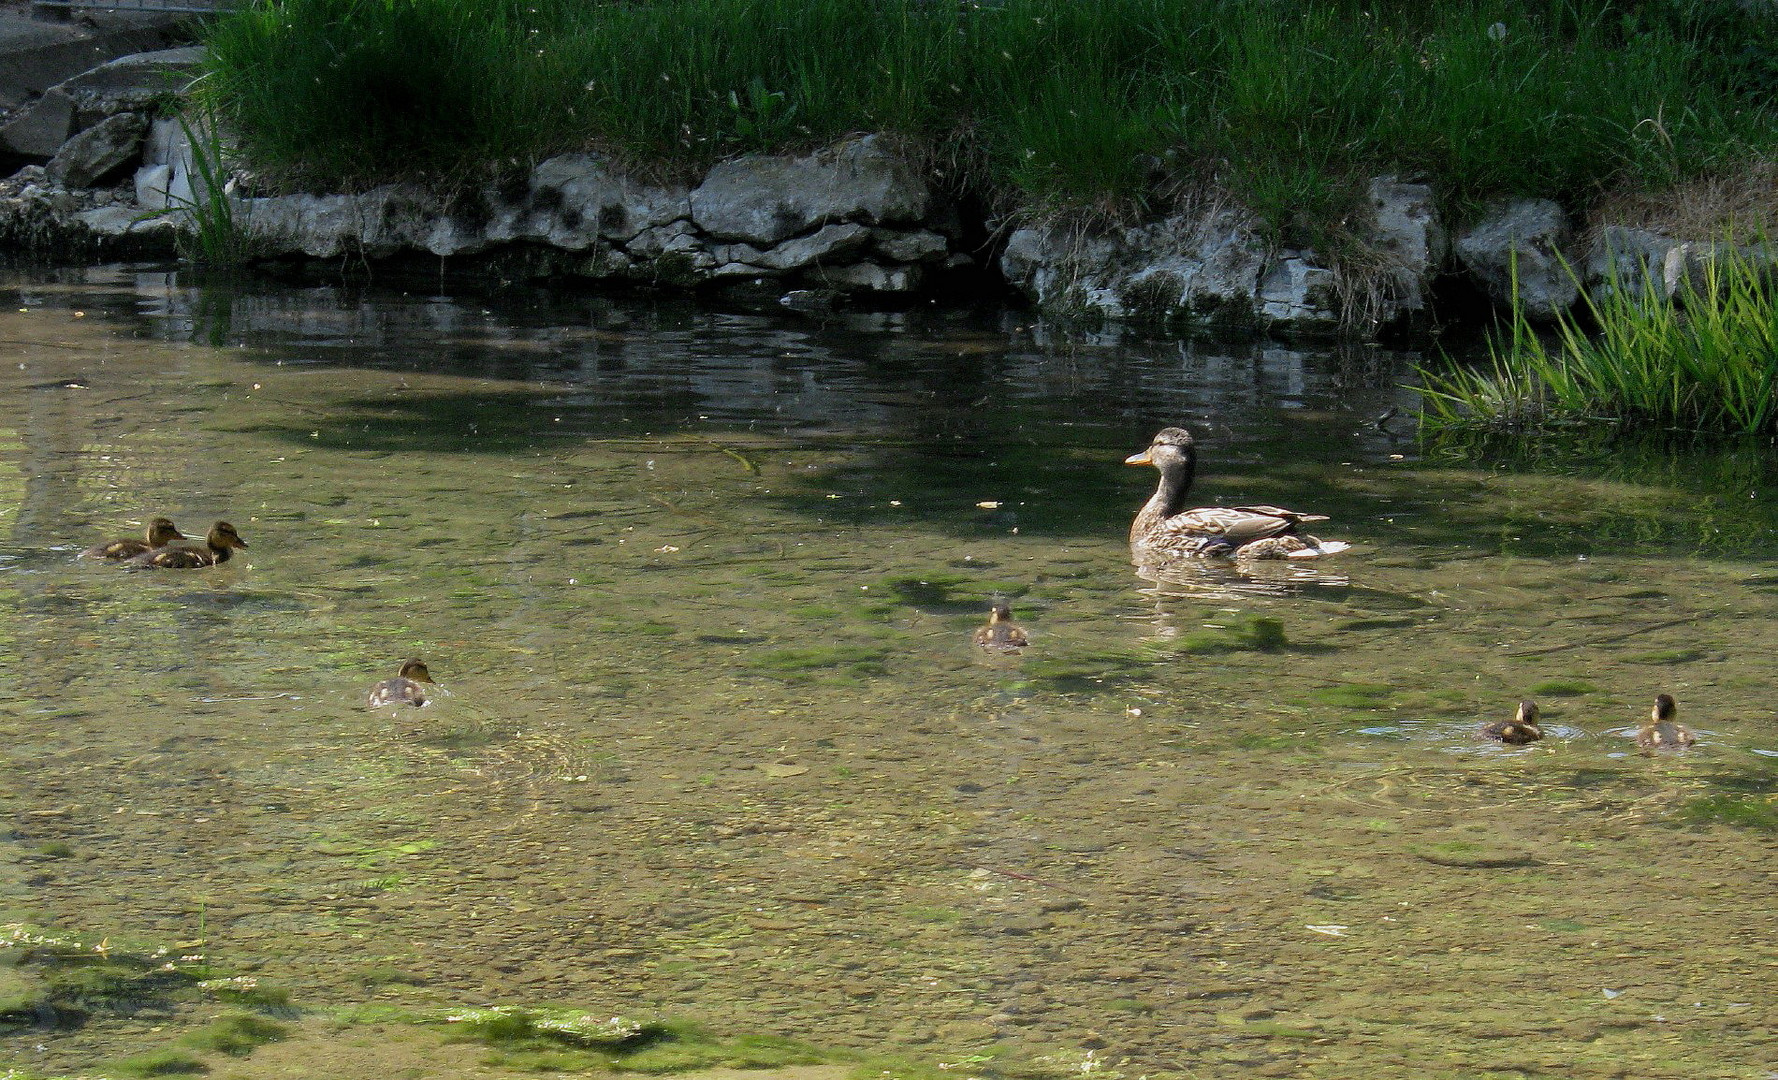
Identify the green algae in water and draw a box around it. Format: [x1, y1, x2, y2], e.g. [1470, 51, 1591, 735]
[1631, 648, 1708, 663]
[901, 905, 963, 924]
[1234, 731, 1321, 751]
[435, 1010, 836, 1074]
[748, 644, 891, 680]
[1308, 683, 1394, 708]
[1019, 653, 1145, 691]
[1412, 840, 1539, 868]
[1163, 615, 1287, 654]
[441, 1005, 658, 1048]
[1530, 679, 1597, 697]
[111, 1048, 211, 1076]
[1674, 794, 1778, 831]
[177, 1012, 290, 1056]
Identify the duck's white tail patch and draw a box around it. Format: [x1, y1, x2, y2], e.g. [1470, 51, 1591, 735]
[1289, 540, 1351, 558]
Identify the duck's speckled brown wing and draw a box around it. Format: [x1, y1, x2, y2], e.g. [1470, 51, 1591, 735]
[1138, 507, 1304, 550]
[82, 538, 151, 560]
[127, 546, 216, 569]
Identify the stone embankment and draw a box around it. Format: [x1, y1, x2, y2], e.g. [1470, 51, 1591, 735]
[0, 16, 1746, 335]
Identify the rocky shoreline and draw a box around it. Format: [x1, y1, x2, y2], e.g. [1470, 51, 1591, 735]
[0, 28, 1754, 336]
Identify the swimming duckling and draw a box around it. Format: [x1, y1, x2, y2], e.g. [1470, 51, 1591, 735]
[1635, 693, 1694, 750]
[80, 517, 186, 560]
[367, 659, 435, 708]
[973, 601, 1030, 651]
[1124, 427, 1348, 562]
[125, 520, 247, 569]
[1481, 700, 1543, 745]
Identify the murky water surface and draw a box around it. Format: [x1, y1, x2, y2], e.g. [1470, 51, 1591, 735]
[0, 267, 1774, 1078]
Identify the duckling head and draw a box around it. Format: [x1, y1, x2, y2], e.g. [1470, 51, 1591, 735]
[147, 518, 186, 546]
[208, 521, 249, 550]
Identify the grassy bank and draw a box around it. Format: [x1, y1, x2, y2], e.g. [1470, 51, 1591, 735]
[201, 0, 1778, 247]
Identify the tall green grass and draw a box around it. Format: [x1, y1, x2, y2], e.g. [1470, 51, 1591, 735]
[1419, 245, 1778, 437]
[201, 0, 1778, 241]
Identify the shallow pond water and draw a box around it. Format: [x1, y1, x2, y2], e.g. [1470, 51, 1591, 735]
[0, 266, 1774, 1079]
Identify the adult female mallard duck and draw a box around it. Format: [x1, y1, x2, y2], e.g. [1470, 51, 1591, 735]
[1124, 427, 1348, 561]
[80, 517, 186, 560]
[1635, 693, 1694, 750]
[367, 659, 435, 708]
[973, 601, 1030, 651]
[125, 520, 247, 569]
[1482, 700, 1543, 744]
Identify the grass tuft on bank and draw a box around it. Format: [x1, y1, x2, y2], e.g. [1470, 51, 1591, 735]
[1419, 243, 1778, 437]
[201, 0, 1778, 245]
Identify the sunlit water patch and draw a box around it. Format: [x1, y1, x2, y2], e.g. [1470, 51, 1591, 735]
[0, 267, 1773, 1078]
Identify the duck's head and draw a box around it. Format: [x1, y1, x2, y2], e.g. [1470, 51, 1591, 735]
[206, 521, 248, 551]
[1124, 427, 1196, 471]
[147, 518, 186, 546]
[1516, 700, 1540, 725]
[398, 659, 434, 683]
[1652, 693, 1678, 722]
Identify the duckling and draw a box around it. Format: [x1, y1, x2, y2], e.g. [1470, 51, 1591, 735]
[1125, 427, 1348, 561]
[80, 517, 186, 560]
[973, 601, 1030, 651]
[125, 520, 247, 569]
[367, 659, 435, 708]
[1636, 693, 1694, 750]
[1481, 700, 1543, 745]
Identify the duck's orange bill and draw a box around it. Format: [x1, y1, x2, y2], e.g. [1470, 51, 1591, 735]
[1123, 450, 1153, 465]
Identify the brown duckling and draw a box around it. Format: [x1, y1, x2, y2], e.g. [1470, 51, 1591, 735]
[1481, 700, 1543, 745]
[125, 520, 247, 569]
[1635, 693, 1694, 750]
[1124, 427, 1349, 561]
[973, 601, 1030, 651]
[367, 659, 435, 708]
[80, 517, 186, 560]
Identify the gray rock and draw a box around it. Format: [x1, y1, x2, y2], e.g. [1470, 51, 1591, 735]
[814, 260, 923, 293]
[134, 115, 195, 210]
[1455, 198, 1578, 319]
[1366, 177, 1446, 317]
[691, 134, 930, 246]
[242, 188, 395, 259]
[486, 153, 688, 250]
[57, 46, 202, 125]
[74, 202, 175, 240]
[708, 261, 774, 280]
[873, 227, 948, 263]
[710, 241, 769, 267]
[1001, 208, 1267, 326]
[0, 14, 173, 105]
[132, 161, 170, 207]
[1256, 256, 1340, 333]
[0, 86, 75, 157]
[755, 222, 872, 271]
[624, 218, 697, 256]
[45, 109, 146, 187]
[1586, 225, 1687, 303]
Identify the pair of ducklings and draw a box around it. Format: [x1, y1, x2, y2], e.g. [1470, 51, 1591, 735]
[81, 518, 249, 569]
[1482, 694, 1695, 750]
